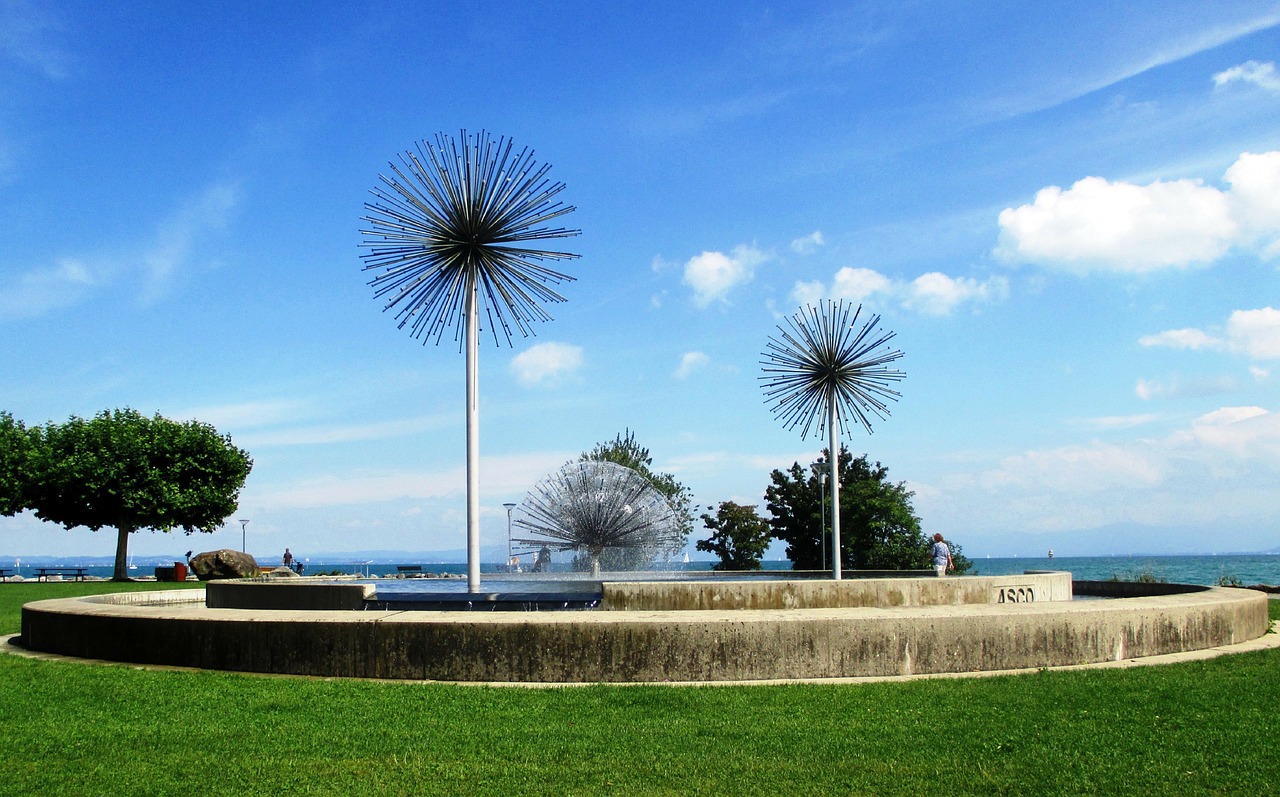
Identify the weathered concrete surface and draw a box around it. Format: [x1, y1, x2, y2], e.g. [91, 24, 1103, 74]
[17, 583, 1267, 683]
[206, 581, 375, 610]
[598, 573, 1071, 611]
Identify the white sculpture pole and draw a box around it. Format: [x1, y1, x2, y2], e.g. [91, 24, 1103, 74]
[828, 394, 842, 581]
[466, 272, 481, 592]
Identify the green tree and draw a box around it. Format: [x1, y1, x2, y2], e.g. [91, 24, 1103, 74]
[27, 408, 253, 580]
[1, 411, 39, 516]
[579, 429, 694, 569]
[765, 447, 971, 573]
[696, 501, 772, 571]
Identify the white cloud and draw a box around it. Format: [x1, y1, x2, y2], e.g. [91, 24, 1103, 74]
[1224, 152, 1280, 254]
[673, 351, 709, 379]
[510, 341, 584, 387]
[789, 230, 825, 254]
[996, 175, 1235, 272]
[682, 244, 768, 306]
[1140, 306, 1280, 361]
[1213, 60, 1280, 93]
[902, 272, 1010, 316]
[832, 267, 894, 302]
[996, 151, 1280, 272]
[1227, 307, 1280, 359]
[0, 258, 96, 319]
[789, 280, 825, 307]
[791, 267, 1004, 316]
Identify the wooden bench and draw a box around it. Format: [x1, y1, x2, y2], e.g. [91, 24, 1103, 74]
[0, 569, 11, 582]
[396, 565, 423, 577]
[34, 567, 89, 582]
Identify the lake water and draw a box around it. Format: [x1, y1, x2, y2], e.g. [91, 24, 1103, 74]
[12, 553, 1280, 587]
[966, 554, 1280, 586]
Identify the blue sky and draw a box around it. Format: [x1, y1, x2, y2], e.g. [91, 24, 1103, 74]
[2, 1, 1278, 561]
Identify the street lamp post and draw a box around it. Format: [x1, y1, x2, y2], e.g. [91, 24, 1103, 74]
[819, 473, 827, 572]
[504, 503, 517, 572]
[238, 518, 249, 553]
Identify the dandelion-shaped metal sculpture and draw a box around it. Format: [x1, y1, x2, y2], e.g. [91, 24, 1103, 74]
[760, 300, 904, 579]
[513, 461, 681, 577]
[360, 130, 580, 590]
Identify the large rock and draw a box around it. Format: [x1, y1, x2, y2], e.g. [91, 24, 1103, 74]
[190, 549, 260, 580]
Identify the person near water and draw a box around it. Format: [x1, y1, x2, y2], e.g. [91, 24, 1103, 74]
[283, 548, 294, 568]
[930, 533, 952, 577]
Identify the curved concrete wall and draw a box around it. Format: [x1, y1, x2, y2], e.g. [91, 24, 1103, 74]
[17, 581, 1267, 683]
[598, 573, 1072, 610]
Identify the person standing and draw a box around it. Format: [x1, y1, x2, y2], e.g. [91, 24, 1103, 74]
[930, 534, 952, 577]
[282, 548, 294, 569]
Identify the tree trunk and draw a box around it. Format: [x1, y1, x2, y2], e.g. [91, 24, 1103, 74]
[112, 525, 134, 581]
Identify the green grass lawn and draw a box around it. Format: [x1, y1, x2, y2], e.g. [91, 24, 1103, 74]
[1, 582, 1277, 796]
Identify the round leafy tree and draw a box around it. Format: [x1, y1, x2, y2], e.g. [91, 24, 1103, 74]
[696, 501, 772, 571]
[27, 408, 253, 581]
[766, 447, 970, 573]
[0, 411, 38, 517]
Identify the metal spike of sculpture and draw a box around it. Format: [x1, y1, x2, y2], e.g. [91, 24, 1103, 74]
[360, 130, 580, 590]
[760, 300, 905, 579]
[513, 461, 682, 576]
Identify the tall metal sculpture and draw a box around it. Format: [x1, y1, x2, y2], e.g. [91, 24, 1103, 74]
[512, 461, 682, 576]
[760, 300, 904, 579]
[360, 131, 580, 590]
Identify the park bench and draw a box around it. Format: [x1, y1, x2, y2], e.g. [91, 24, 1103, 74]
[0, 569, 11, 582]
[396, 565, 423, 576]
[34, 567, 89, 582]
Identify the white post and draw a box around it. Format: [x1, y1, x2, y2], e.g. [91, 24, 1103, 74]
[465, 273, 481, 592]
[828, 396, 841, 580]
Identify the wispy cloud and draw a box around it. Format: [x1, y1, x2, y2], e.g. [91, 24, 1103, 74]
[1140, 307, 1280, 360]
[1214, 60, 1280, 93]
[142, 182, 241, 300]
[673, 351, 709, 379]
[789, 230, 825, 255]
[1004, 13, 1280, 121]
[0, 258, 96, 319]
[0, 0, 68, 80]
[1135, 374, 1241, 401]
[252, 451, 569, 510]
[0, 179, 242, 320]
[929, 405, 1280, 532]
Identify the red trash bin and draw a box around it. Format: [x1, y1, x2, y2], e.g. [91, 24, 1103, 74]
[173, 562, 188, 582]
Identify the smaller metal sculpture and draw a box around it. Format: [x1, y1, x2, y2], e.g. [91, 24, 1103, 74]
[759, 300, 905, 580]
[513, 461, 681, 576]
[761, 300, 904, 438]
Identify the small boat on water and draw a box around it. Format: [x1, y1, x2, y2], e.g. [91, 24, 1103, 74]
[1047, 549, 1054, 558]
